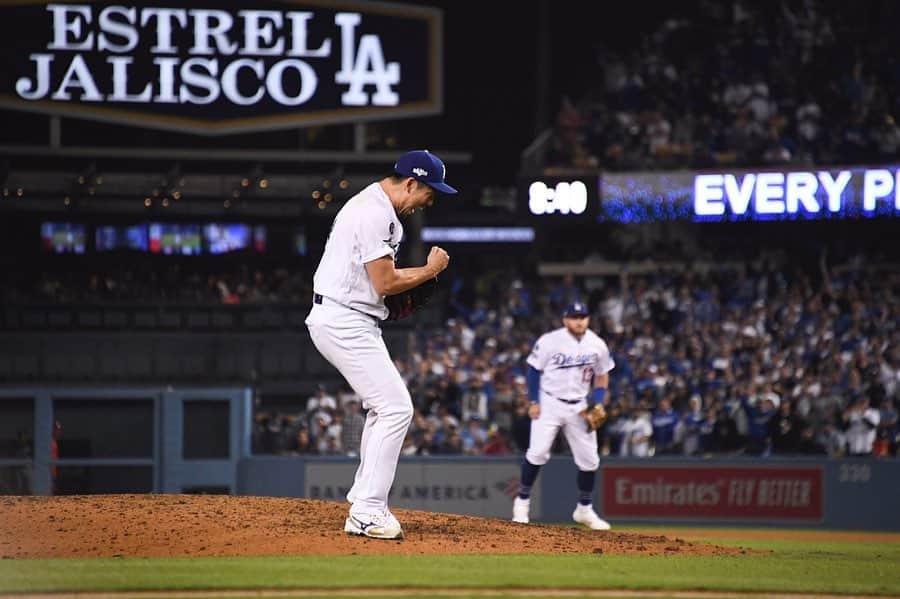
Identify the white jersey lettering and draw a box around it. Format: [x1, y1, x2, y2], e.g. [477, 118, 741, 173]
[527, 328, 614, 400]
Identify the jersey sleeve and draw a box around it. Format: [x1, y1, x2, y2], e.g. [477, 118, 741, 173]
[594, 338, 615, 375]
[526, 334, 548, 371]
[358, 206, 397, 264]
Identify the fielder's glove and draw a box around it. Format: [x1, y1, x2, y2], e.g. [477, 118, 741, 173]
[384, 277, 437, 321]
[579, 403, 608, 432]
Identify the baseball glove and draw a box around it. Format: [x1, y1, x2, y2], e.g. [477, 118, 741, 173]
[579, 403, 608, 432]
[384, 277, 437, 321]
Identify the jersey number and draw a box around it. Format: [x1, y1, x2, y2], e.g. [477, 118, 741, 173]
[582, 368, 595, 384]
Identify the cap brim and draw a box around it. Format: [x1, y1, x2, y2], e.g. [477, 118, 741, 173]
[428, 181, 458, 195]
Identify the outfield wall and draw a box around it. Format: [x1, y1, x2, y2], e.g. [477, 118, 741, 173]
[241, 455, 900, 531]
[3, 389, 897, 531]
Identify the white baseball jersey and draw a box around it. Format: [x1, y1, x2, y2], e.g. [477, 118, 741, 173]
[844, 407, 880, 454]
[312, 182, 403, 320]
[621, 414, 653, 457]
[527, 328, 615, 401]
[524, 328, 614, 472]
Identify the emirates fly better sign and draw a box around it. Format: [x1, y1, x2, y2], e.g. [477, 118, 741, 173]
[0, 1, 443, 133]
[603, 465, 824, 521]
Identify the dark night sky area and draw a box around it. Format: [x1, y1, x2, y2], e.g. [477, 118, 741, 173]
[397, 1, 687, 185]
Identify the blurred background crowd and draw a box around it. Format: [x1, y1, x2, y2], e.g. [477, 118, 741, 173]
[251, 251, 899, 460]
[542, 0, 900, 172]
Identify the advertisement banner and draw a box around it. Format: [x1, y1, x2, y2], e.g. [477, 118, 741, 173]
[305, 460, 533, 518]
[0, 0, 442, 133]
[602, 465, 823, 521]
[600, 165, 900, 222]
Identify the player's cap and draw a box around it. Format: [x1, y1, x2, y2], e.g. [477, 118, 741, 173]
[563, 301, 590, 318]
[394, 150, 458, 195]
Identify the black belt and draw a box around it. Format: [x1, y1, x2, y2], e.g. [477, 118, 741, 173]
[313, 293, 380, 325]
[553, 396, 584, 405]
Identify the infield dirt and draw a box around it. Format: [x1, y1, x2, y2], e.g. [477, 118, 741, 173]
[0, 495, 755, 558]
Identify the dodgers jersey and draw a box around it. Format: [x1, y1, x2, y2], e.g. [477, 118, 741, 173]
[527, 328, 615, 400]
[312, 182, 403, 320]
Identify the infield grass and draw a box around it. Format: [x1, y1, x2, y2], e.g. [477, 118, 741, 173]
[2, 529, 899, 596]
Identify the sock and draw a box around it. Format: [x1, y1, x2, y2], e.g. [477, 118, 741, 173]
[577, 470, 595, 506]
[518, 459, 542, 499]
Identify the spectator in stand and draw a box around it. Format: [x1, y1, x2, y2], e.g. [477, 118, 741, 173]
[438, 423, 464, 454]
[601, 402, 626, 456]
[620, 403, 653, 457]
[460, 416, 489, 455]
[309, 411, 333, 453]
[770, 399, 806, 454]
[290, 427, 317, 455]
[819, 409, 847, 457]
[306, 384, 337, 414]
[875, 398, 898, 457]
[511, 395, 532, 452]
[483, 424, 511, 455]
[742, 389, 779, 456]
[337, 383, 361, 411]
[677, 394, 706, 456]
[712, 403, 744, 454]
[651, 395, 679, 454]
[253, 412, 294, 455]
[461, 378, 490, 423]
[842, 397, 881, 457]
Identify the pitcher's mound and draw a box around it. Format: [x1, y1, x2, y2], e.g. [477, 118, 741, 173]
[0, 495, 747, 558]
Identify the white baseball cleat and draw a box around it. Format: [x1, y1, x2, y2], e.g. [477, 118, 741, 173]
[572, 504, 612, 531]
[512, 496, 530, 523]
[344, 508, 404, 539]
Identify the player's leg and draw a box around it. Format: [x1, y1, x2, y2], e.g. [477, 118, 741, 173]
[513, 407, 561, 523]
[307, 311, 412, 538]
[345, 339, 412, 515]
[346, 409, 376, 504]
[562, 411, 611, 530]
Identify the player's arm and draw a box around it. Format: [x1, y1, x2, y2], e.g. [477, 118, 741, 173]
[365, 246, 449, 296]
[589, 373, 609, 406]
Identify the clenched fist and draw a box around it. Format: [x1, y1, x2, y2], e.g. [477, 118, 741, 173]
[427, 246, 450, 276]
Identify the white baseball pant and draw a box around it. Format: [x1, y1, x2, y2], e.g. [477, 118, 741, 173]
[526, 394, 599, 471]
[305, 303, 413, 512]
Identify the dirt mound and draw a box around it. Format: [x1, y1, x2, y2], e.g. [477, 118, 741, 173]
[0, 495, 749, 558]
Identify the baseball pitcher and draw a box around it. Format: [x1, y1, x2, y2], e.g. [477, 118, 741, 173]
[512, 301, 614, 530]
[305, 150, 456, 539]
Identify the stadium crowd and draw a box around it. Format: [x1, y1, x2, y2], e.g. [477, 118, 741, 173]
[543, 0, 900, 172]
[4, 262, 312, 306]
[253, 252, 899, 460]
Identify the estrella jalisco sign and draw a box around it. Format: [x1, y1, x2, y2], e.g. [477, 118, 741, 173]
[0, 1, 443, 133]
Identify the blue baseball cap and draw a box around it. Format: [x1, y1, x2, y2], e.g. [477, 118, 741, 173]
[563, 301, 590, 318]
[394, 150, 458, 195]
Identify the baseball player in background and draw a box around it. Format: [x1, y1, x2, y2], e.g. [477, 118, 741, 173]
[512, 301, 614, 530]
[305, 150, 456, 539]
